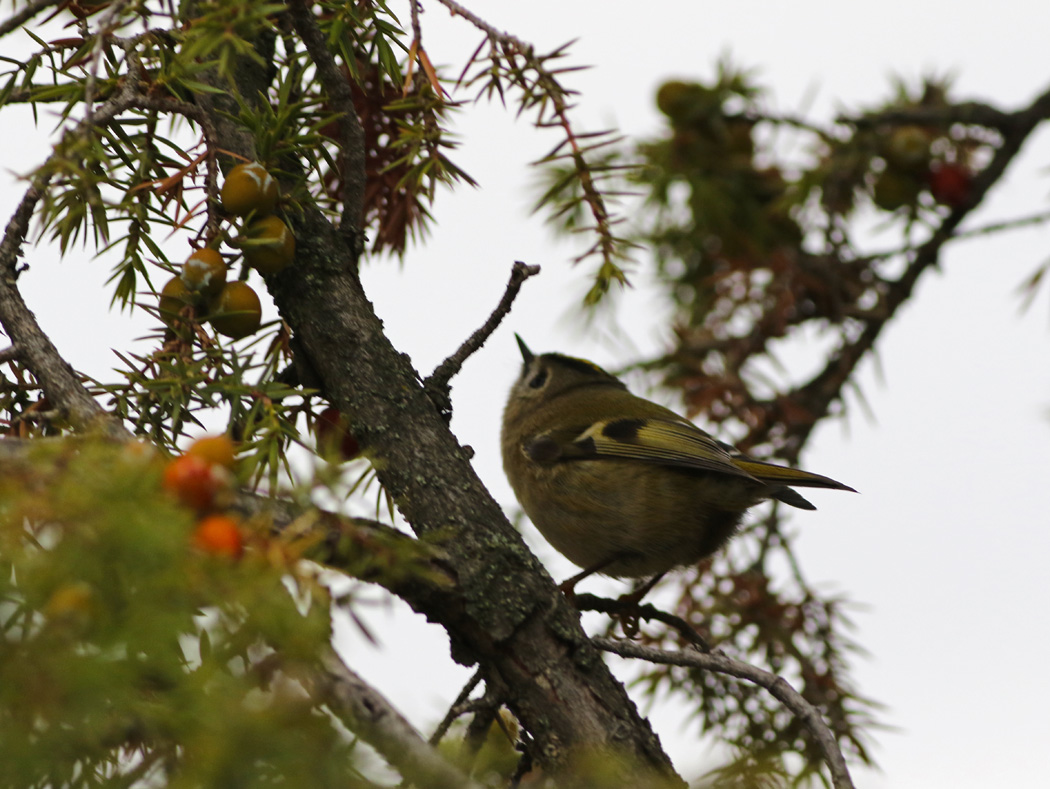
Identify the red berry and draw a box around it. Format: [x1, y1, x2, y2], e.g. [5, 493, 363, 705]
[314, 406, 361, 461]
[928, 162, 972, 207]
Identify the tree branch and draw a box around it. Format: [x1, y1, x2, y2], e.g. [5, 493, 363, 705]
[0, 0, 61, 39]
[134, 93, 223, 241]
[284, 0, 367, 255]
[424, 261, 540, 415]
[439, 0, 632, 297]
[428, 670, 484, 746]
[574, 593, 711, 651]
[311, 647, 486, 789]
[0, 79, 145, 439]
[591, 638, 856, 789]
[841, 101, 1015, 130]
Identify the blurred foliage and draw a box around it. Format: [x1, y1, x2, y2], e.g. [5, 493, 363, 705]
[0, 438, 361, 787]
[633, 66, 992, 448]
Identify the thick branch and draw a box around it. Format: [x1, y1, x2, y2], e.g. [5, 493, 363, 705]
[592, 638, 855, 789]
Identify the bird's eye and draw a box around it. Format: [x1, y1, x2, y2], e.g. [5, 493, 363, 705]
[527, 369, 548, 389]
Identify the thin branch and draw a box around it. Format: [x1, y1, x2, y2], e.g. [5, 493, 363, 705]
[0, 345, 19, 364]
[0, 0, 61, 39]
[841, 101, 1015, 130]
[0, 79, 144, 439]
[409, 0, 422, 45]
[435, 0, 527, 47]
[867, 207, 1050, 261]
[591, 637, 856, 789]
[285, 0, 367, 255]
[134, 94, 222, 241]
[425, 261, 540, 398]
[312, 647, 486, 789]
[429, 670, 484, 746]
[744, 110, 840, 144]
[82, 0, 133, 128]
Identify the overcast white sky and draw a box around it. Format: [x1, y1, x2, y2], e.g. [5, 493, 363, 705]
[4, 1, 1050, 786]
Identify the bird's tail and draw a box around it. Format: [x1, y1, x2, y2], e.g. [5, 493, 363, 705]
[732, 459, 856, 511]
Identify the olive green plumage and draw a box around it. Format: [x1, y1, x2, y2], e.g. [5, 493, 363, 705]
[501, 336, 854, 579]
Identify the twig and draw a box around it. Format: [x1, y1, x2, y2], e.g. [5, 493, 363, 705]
[436, 0, 526, 47]
[134, 94, 222, 240]
[429, 670, 483, 746]
[425, 261, 540, 406]
[744, 110, 840, 144]
[0, 345, 19, 364]
[438, 0, 630, 282]
[409, 0, 422, 45]
[591, 637, 856, 789]
[867, 208, 1050, 261]
[312, 647, 485, 789]
[81, 0, 132, 128]
[285, 0, 367, 256]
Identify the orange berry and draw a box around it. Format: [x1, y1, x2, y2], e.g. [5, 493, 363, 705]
[186, 434, 237, 470]
[45, 581, 95, 620]
[192, 514, 244, 558]
[163, 454, 224, 511]
[181, 248, 227, 299]
[221, 162, 279, 217]
[241, 215, 296, 275]
[208, 281, 262, 339]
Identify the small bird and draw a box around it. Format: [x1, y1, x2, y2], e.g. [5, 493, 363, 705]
[501, 336, 855, 591]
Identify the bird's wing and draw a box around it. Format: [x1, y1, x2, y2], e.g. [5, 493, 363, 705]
[552, 417, 759, 479]
[527, 416, 856, 494]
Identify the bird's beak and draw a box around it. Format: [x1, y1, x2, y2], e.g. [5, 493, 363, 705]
[514, 334, 534, 365]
